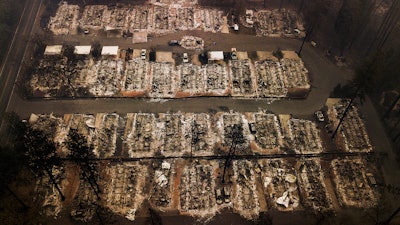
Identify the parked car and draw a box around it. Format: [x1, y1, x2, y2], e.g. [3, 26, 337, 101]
[223, 186, 231, 203]
[231, 48, 238, 60]
[168, 40, 180, 46]
[315, 111, 325, 122]
[366, 173, 377, 187]
[183, 53, 189, 63]
[141, 49, 146, 60]
[215, 188, 223, 204]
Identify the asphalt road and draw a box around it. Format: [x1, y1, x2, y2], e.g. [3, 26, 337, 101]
[0, 0, 42, 124]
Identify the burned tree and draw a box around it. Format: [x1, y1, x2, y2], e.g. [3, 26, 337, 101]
[221, 124, 245, 184]
[24, 127, 65, 201]
[66, 128, 101, 200]
[331, 56, 377, 138]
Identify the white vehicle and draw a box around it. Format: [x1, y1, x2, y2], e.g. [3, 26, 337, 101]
[183, 53, 189, 63]
[315, 111, 325, 122]
[215, 189, 223, 204]
[311, 41, 317, 47]
[245, 10, 254, 25]
[231, 48, 238, 60]
[141, 49, 146, 60]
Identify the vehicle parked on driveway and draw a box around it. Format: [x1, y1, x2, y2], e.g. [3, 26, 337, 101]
[315, 111, 325, 122]
[183, 53, 189, 63]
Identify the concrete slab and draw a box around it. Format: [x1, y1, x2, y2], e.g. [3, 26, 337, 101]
[256, 51, 278, 61]
[132, 31, 148, 44]
[156, 51, 174, 63]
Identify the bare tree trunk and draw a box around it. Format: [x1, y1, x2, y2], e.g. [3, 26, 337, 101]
[376, 1, 400, 50]
[221, 141, 237, 184]
[4, 184, 29, 209]
[94, 203, 104, 225]
[367, 0, 399, 54]
[297, 25, 313, 56]
[331, 88, 359, 139]
[298, 0, 304, 12]
[45, 168, 65, 201]
[348, 1, 376, 50]
[82, 170, 101, 200]
[382, 206, 400, 225]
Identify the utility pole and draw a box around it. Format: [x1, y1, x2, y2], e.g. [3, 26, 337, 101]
[221, 124, 244, 184]
[297, 25, 313, 56]
[331, 87, 360, 139]
[382, 206, 400, 225]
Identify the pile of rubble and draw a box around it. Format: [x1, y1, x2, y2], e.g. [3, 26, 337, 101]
[29, 113, 63, 140]
[88, 59, 124, 97]
[217, 112, 250, 151]
[257, 159, 300, 210]
[232, 160, 260, 220]
[187, 113, 215, 156]
[28, 115, 378, 222]
[103, 163, 147, 221]
[70, 178, 98, 222]
[151, 6, 170, 32]
[58, 114, 97, 155]
[31, 113, 120, 159]
[30, 111, 328, 159]
[205, 63, 229, 96]
[105, 7, 130, 31]
[79, 5, 108, 31]
[255, 60, 287, 98]
[159, 113, 187, 156]
[180, 36, 204, 50]
[327, 99, 373, 152]
[169, 8, 195, 31]
[149, 62, 177, 98]
[230, 59, 256, 97]
[195, 9, 224, 33]
[297, 159, 332, 211]
[287, 119, 323, 154]
[179, 162, 217, 217]
[331, 158, 377, 207]
[281, 58, 310, 90]
[150, 160, 175, 209]
[29, 48, 310, 99]
[48, 2, 80, 35]
[253, 9, 304, 37]
[93, 113, 119, 158]
[35, 166, 65, 218]
[49, 3, 226, 35]
[129, 7, 150, 31]
[30, 58, 89, 97]
[48, 2, 308, 38]
[150, 0, 198, 6]
[247, 113, 283, 153]
[121, 59, 150, 97]
[176, 64, 205, 97]
[124, 113, 158, 158]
